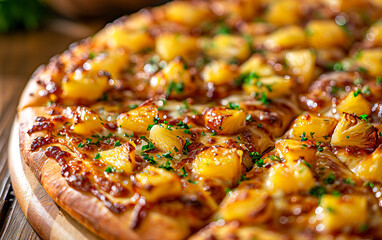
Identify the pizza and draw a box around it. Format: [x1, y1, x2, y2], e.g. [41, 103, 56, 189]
[17, 0, 382, 239]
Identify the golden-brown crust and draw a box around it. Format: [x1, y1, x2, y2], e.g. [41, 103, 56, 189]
[18, 107, 138, 240]
[18, 105, 189, 240]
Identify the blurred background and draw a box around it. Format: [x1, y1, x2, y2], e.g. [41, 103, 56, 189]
[0, 0, 165, 238]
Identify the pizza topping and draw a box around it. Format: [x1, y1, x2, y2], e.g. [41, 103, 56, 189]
[27, 120, 54, 135]
[21, 0, 382, 238]
[30, 136, 55, 151]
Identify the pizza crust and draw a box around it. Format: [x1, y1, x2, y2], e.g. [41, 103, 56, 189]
[18, 106, 189, 240]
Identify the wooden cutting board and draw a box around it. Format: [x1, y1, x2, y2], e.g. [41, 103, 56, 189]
[8, 120, 101, 240]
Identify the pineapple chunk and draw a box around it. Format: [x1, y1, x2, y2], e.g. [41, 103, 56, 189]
[306, 20, 347, 49]
[356, 48, 382, 76]
[202, 35, 251, 62]
[239, 54, 274, 76]
[96, 27, 154, 53]
[134, 166, 182, 202]
[62, 50, 128, 101]
[364, 21, 382, 46]
[265, 163, 315, 193]
[86, 50, 128, 79]
[265, 0, 301, 26]
[151, 59, 193, 97]
[331, 113, 377, 148]
[149, 124, 189, 153]
[289, 114, 337, 143]
[219, 0, 259, 21]
[71, 107, 104, 135]
[117, 102, 158, 133]
[243, 75, 292, 98]
[264, 26, 306, 51]
[336, 91, 371, 116]
[201, 60, 239, 85]
[275, 139, 316, 164]
[156, 33, 198, 61]
[204, 108, 246, 135]
[318, 195, 367, 232]
[216, 189, 272, 223]
[192, 146, 243, 184]
[99, 143, 135, 173]
[62, 71, 109, 101]
[165, 1, 209, 27]
[284, 49, 316, 89]
[352, 146, 382, 181]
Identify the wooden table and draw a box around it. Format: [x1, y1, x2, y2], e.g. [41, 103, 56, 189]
[0, 19, 104, 239]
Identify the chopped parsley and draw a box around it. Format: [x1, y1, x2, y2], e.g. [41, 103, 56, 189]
[176, 121, 190, 129]
[215, 23, 232, 35]
[211, 130, 217, 136]
[147, 116, 160, 131]
[377, 76, 382, 86]
[224, 188, 233, 194]
[324, 174, 335, 184]
[358, 66, 368, 73]
[309, 186, 326, 199]
[104, 166, 115, 173]
[141, 152, 157, 164]
[158, 98, 167, 111]
[183, 138, 192, 155]
[238, 174, 249, 184]
[142, 142, 155, 152]
[114, 140, 121, 147]
[354, 50, 362, 60]
[332, 190, 341, 197]
[258, 91, 270, 105]
[330, 85, 339, 94]
[159, 161, 174, 171]
[77, 142, 85, 148]
[162, 152, 173, 160]
[129, 104, 138, 109]
[235, 71, 260, 86]
[363, 86, 371, 95]
[250, 151, 264, 167]
[94, 153, 101, 160]
[363, 181, 374, 188]
[88, 52, 96, 59]
[180, 167, 188, 177]
[124, 133, 134, 138]
[269, 155, 281, 161]
[344, 178, 355, 185]
[301, 132, 308, 141]
[167, 81, 184, 95]
[228, 102, 240, 110]
[358, 114, 368, 121]
[246, 114, 253, 122]
[333, 62, 344, 72]
[303, 160, 311, 169]
[201, 131, 206, 136]
[353, 89, 361, 97]
[139, 136, 149, 142]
